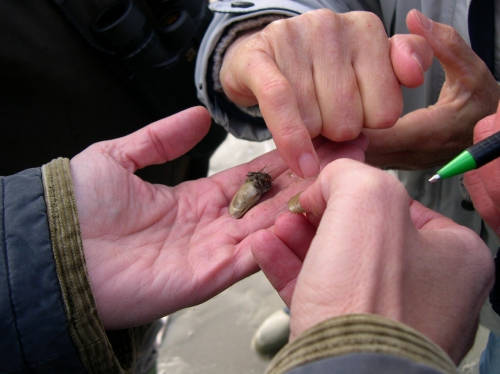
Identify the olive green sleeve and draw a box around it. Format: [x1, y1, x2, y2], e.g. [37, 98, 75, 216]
[265, 314, 457, 374]
[42, 158, 135, 373]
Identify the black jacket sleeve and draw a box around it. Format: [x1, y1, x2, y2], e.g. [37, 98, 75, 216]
[0, 168, 86, 372]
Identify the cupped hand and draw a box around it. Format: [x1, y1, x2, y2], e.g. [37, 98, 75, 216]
[220, 9, 432, 179]
[464, 102, 500, 237]
[252, 159, 494, 364]
[366, 9, 500, 170]
[69, 106, 367, 330]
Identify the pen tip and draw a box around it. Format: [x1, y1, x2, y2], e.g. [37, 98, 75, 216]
[428, 174, 441, 183]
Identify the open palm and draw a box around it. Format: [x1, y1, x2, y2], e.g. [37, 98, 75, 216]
[69, 106, 366, 329]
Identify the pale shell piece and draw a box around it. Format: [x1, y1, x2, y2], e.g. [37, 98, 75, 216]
[229, 181, 262, 218]
[229, 171, 272, 218]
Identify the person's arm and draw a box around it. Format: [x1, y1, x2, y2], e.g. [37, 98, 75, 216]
[0, 161, 132, 372]
[464, 102, 500, 318]
[196, 0, 384, 132]
[252, 159, 494, 373]
[196, 1, 431, 179]
[198, 2, 500, 176]
[0, 106, 368, 370]
[196, 0, 340, 142]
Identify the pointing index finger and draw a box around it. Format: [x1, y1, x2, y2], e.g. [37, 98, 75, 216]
[247, 56, 320, 179]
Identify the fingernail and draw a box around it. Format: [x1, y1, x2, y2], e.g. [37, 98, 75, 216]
[298, 152, 319, 179]
[411, 53, 424, 75]
[288, 192, 306, 214]
[414, 9, 432, 31]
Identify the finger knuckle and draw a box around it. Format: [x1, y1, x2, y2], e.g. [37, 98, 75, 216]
[357, 169, 405, 198]
[274, 119, 301, 144]
[347, 11, 386, 36]
[257, 75, 292, 104]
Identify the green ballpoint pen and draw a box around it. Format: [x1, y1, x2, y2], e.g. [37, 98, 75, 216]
[429, 131, 500, 183]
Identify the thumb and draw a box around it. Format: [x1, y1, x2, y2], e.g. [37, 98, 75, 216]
[107, 106, 211, 173]
[473, 112, 498, 144]
[389, 33, 433, 88]
[406, 9, 489, 85]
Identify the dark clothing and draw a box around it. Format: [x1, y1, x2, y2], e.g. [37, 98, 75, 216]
[0, 2, 225, 372]
[1, 159, 139, 373]
[0, 167, 87, 373]
[0, 0, 226, 183]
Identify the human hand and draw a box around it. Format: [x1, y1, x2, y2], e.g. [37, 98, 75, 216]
[220, 9, 432, 178]
[252, 159, 494, 363]
[366, 9, 500, 170]
[464, 102, 500, 318]
[464, 102, 500, 237]
[69, 106, 367, 330]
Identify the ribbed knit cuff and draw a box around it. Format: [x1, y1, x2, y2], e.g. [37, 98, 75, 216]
[265, 314, 456, 374]
[211, 15, 286, 119]
[212, 14, 286, 92]
[42, 158, 135, 373]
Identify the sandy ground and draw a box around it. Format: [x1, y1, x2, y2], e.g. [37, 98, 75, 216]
[157, 134, 489, 374]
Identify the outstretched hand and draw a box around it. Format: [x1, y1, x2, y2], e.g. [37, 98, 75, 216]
[366, 9, 500, 169]
[69, 106, 367, 330]
[252, 159, 494, 364]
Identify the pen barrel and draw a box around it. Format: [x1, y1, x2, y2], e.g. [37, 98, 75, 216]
[469, 131, 500, 168]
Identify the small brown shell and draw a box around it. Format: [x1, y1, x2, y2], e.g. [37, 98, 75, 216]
[229, 171, 272, 218]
